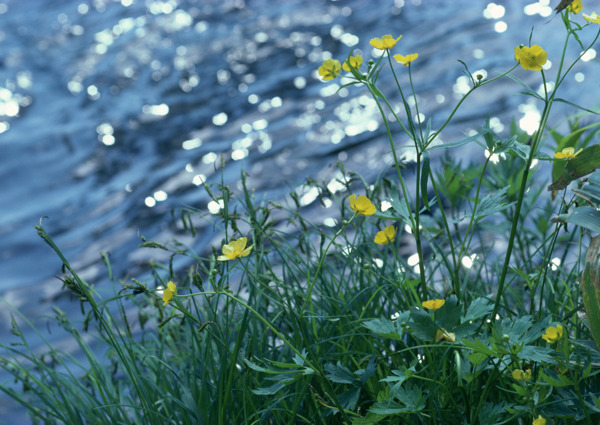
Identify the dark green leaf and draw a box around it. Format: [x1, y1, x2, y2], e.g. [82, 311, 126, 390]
[325, 362, 359, 385]
[358, 356, 378, 385]
[338, 388, 361, 410]
[363, 317, 405, 340]
[462, 338, 496, 357]
[468, 352, 489, 366]
[493, 316, 533, 344]
[463, 297, 494, 322]
[573, 171, 600, 206]
[252, 381, 286, 395]
[408, 307, 436, 342]
[351, 413, 386, 425]
[582, 236, 600, 351]
[554, 206, 600, 233]
[435, 295, 461, 328]
[517, 345, 556, 364]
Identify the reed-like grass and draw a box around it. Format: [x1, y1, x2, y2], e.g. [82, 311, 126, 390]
[3, 5, 600, 425]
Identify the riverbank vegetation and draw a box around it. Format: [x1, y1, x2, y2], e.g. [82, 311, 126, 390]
[2, 3, 600, 425]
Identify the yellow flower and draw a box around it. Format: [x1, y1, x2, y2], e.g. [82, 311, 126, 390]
[554, 147, 582, 159]
[349, 194, 376, 216]
[393, 53, 418, 66]
[514, 45, 548, 71]
[369, 34, 402, 50]
[342, 54, 363, 72]
[583, 11, 600, 24]
[374, 225, 396, 245]
[162, 281, 177, 306]
[567, 0, 582, 13]
[542, 324, 564, 343]
[422, 299, 445, 311]
[318, 59, 341, 81]
[435, 328, 456, 342]
[217, 237, 253, 261]
[512, 369, 532, 381]
[532, 415, 547, 425]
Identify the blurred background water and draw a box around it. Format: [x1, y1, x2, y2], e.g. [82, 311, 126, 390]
[0, 0, 598, 422]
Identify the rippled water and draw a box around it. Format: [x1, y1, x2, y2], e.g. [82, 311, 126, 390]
[0, 0, 597, 422]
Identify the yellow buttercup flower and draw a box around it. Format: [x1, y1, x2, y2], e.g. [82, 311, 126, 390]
[162, 281, 177, 306]
[512, 369, 532, 381]
[349, 194, 376, 216]
[583, 12, 600, 24]
[217, 237, 253, 261]
[318, 58, 341, 81]
[435, 328, 456, 342]
[554, 147, 582, 159]
[369, 34, 402, 50]
[567, 0, 582, 13]
[342, 54, 363, 72]
[422, 299, 445, 311]
[393, 53, 418, 66]
[542, 324, 564, 343]
[532, 415, 547, 425]
[514, 45, 547, 71]
[374, 225, 396, 245]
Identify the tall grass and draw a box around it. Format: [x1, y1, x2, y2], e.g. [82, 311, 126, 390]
[2, 5, 600, 425]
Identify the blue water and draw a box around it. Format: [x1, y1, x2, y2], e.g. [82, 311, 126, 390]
[0, 0, 597, 422]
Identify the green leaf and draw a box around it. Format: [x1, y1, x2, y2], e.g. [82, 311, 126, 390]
[462, 297, 494, 322]
[548, 145, 600, 191]
[363, 316, 405, 340]
[358, 356, 378, 385]
[582, 236, 600, 351]
[435, 295, 461, 328]
[325, 362, 359, 386]
[391, 383, 426, 412]
[408, 307, 436, 342]
[554, 206, 600, 233]
[243, 358, 277, 374]
[474, 186, 516, 222]
[477, 402, 508, 425]
[369, 83, 384, 98]
[369, 402, 410, 415]
[505, 74, 539, 98]
[351, 413, 386, 425]
[493, 316, 533, 345]
[462, 338, 497, 357]
[573, 171, 600, 206]
[468, 352, 489, 366]
[426, 129, 487, 151]
[517, 345, 556, 364]
[338, 388, 361, 410]
[540, 368, 574, 387]
[370, 383, 425, 415]
[380, 366, 415, 393]
[251, 381, 286, 395]
[554, 98, 600, 115]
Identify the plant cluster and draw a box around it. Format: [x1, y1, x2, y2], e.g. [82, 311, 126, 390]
[2, 2, 600, 425]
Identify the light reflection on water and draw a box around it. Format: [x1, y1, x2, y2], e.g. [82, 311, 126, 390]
[0, 0, 598, 420]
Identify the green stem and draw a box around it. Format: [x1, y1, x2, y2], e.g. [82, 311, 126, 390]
[414, 152, 429, 299]
[491, 96, 551, 320]
[426, 64, 519, 149]
[213, 289, 354, 423]
[492, 26, 583, 320]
